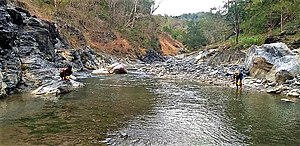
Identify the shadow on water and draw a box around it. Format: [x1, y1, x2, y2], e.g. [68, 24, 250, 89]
[0, 75, 300, 145]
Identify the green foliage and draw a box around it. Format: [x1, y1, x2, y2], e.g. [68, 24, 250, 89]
[239, 36, 264, 46]
[174, 12, 205, 21]
[98, 0, 110, 20]
[162, 25, 185, 42]
[198, 12, 230, 43]
[119, 17, 160, 50]
[241, 0, 300, 35]
[161, 0, 272, 48]
[36, 0, 70, 6]
[160, 12, 228, 50]
[29, 0, 300, 53]
[183, 21, 207, 50]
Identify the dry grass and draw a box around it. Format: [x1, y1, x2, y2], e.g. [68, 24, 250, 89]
[9, 0, 183, 58]
[159, 33, 184, 56]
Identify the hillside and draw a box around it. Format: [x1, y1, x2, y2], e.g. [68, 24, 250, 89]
[159, 0, 300, 51]
[8, 0, 183, 58]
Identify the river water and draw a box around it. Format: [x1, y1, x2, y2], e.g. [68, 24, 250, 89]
[0, 74, 299, 145]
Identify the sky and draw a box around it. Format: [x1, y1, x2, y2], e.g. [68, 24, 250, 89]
[153, 0, 225, 16]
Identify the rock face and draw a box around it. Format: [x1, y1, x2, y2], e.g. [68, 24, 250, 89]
[0, 3, 103, 97]
[141, 49, 165, 64]
[207, 49, 246, 66]
[250, 57, 273, 79]
[245, 43, 300, 83]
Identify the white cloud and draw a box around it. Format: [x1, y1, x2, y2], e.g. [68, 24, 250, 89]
[153, 0, 225, 16]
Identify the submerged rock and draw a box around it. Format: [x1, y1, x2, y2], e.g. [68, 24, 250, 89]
[31, 79, 83, 96]
[0, 71, 7, 98]
[281, 98, 297, 103]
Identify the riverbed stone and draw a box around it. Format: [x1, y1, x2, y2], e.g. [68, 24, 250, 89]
[267, 82, 277, 87]
[286, 89, 300, 97]
[281, 98, 297, 103]
[0, 71, 7, 98]
[267, 85, 286, 94]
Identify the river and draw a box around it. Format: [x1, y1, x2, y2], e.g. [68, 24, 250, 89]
[0, 73, 299, 145]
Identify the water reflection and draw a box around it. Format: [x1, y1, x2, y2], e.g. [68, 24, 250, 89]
[0, 74, 156, 145]
[0, 75, 299, 146]
[108, 80, 300, 146]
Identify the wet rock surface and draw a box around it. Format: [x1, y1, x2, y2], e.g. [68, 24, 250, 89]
[0, 3, 109, 98]
[139, 43, 300, 102]
[245, 43, 300, 83]
[0, 2, 299, 104]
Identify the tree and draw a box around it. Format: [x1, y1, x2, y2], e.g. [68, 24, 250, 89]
[225, 0, 247, 44]
[198, 12, 230, 43]
[272, 0, 294, 32]
[183, 21, 207, 50]
[107, 0, 156, 28]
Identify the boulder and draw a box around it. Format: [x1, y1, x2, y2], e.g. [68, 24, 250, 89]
[250, 57, 273, 78]
[245, 43, 300, 82]
[31, 79, 83, 96]
[275, 70, 294, 84]
[106, 63, 127, 74]
[266, 55, 300, 83]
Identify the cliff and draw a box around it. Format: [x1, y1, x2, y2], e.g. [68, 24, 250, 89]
[0, 0, 103, 97]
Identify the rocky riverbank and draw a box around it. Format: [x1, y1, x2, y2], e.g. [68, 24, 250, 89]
[1, 0, 300, 104]
[139, 43, 300, 103]
[0, 1, 116, 98]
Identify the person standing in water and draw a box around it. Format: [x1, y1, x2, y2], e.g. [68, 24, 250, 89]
[234, 70, 243, 89]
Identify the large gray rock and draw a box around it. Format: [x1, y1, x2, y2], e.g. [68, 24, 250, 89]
[245, 43, 300, 82]
[0, 4, 105, 97]
[249, 57, 273, 79]
[31, 79, 83, 96]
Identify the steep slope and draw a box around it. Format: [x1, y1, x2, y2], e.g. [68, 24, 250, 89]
[159, 33, 184, 56]
[8, 0, 183, 58]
